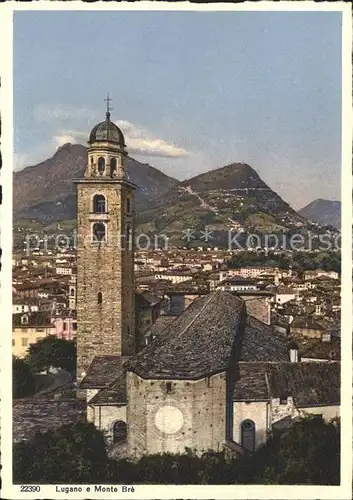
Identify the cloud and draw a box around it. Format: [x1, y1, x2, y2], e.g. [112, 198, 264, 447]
[52, 130, 88, 149]
[18, 105, 191, 169]
[52, 120, 190, 159]
[116, 120, 190, 158]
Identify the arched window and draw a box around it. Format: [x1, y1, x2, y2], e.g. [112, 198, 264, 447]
[21, 314, 29, 325]
[126, 197, 131, 214]
[93, 194, 106, 214]
[113, 420, 127, 443]
[97, 157, 105, 175]
[241, 419, 255, 453]
[92, 222, 106, 242]
[110, 157, 117, 176]
[70, 287, 75, 297]
[97, 292, 102, 305]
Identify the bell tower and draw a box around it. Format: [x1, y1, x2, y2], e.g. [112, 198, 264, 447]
[75, 96, 136, 380]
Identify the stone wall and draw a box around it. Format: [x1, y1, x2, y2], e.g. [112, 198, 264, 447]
[270, 396, 295, 424]
[233, 401, 269, 449]
[127, 371, 227, 458]
[87, 403, 127, 444]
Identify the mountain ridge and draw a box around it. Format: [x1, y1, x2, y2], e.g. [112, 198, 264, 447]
[135, 161, 309, 241]
[14, 145, 337, 246]
[14, 143, 178, 221]
[298, 199, 341, 230]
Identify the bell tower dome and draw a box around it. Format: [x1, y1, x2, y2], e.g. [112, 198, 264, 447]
[86, 95, 127, 179]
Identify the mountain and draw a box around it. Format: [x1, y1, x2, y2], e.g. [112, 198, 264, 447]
[15, 147, 329, 248]
[298, 199, 341, 230]
[13, 143, 178, 222]
[136, 162, 310, 242]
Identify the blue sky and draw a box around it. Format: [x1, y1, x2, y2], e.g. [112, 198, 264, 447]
[14, 10, 342, 209]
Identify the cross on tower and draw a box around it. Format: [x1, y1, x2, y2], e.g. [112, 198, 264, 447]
[104, 93, 113, 119]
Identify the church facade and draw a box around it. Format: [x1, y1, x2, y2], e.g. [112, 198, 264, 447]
[76, 110, 340, 458]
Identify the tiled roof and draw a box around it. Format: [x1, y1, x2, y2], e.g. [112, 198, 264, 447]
[291, 316, 325, 330]
[125, 291, 245, 380]
[13, 311, 52, 327]
[79, 355, 129, 389]
[13, 400, 85, 443]
[300, 340, 340, 361]
[127, 291, 290, 379]
[238, 315, 289, 362]
[135, 292, 161, 309]
[233, 362, 340, 407]
[140, 292, 161, 306]
[266, 362, 340, 407]
[12, 296, 39, 305]
[89, 374, 127, 405]
[144, 315, 177, 338]
[233, 363, 270, 401]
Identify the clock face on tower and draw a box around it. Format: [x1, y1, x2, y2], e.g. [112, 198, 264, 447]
[154, 405, 184, 435]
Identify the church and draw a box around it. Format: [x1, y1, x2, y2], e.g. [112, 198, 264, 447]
[75, 107, 340, 459]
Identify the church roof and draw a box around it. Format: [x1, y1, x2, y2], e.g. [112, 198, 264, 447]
[233, 361, 340, 407]
[144, 315, 177, 340]
[238, 315, 289, 362]
[80, 355, 129, 389]
[125, 291, 245, 380]
[89, 112, 125, 146]
[232, 362, 270, 401]
[126, 291, 291, 380]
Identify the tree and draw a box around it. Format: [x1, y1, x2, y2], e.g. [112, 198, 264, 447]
[249, 416, 340, 485]
[13, 357, 36, 399]
[25, 335, 76, 374]
[14, 416, 339, 485]
[13, 423, 110, 484]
